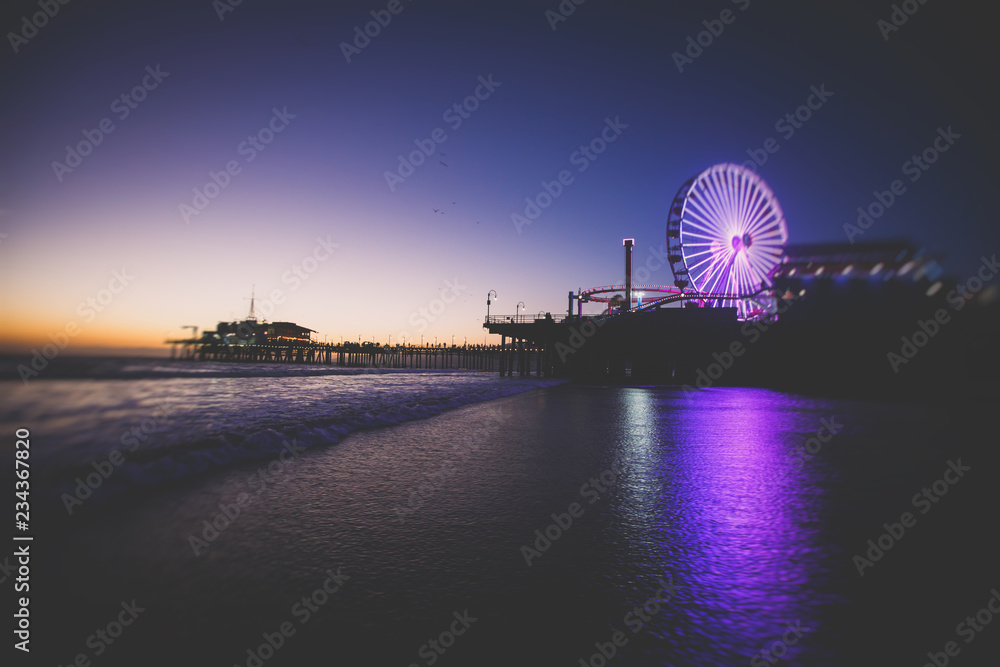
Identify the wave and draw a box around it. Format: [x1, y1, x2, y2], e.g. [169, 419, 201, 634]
[39, 375, 566, 514]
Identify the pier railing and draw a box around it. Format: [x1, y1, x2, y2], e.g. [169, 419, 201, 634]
[484, 314, 570, 325]
[166, 341, 514, 371]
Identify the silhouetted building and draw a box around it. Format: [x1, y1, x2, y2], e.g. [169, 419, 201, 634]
[208, 319, 315, 345]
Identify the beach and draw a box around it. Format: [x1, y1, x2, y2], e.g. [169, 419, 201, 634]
[5, 363, 995, 665]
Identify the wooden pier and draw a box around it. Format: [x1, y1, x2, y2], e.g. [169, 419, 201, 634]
[484, 309, 744, 381]
[166, 340, 506, 372]
[166, 308, 743, 381]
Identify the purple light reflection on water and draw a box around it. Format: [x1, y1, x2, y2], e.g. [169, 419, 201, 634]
[603, 387, 842, 664]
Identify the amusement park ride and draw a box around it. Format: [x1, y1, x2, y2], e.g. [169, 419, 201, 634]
[168, 158, 986, 392]
[575, 163, 790, 321]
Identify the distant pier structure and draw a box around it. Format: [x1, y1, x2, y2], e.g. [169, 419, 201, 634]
[165, 287, 505, 371]
[166, 336, 504, 372]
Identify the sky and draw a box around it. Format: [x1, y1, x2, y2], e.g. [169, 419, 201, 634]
[1, 0, 997, 354]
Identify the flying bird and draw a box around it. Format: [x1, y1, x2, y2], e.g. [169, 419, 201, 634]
[439, 161, 448, 167]
[432, 208, 442, 214]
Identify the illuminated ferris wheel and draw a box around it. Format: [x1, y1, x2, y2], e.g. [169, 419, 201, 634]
[666, 163, 788, 319]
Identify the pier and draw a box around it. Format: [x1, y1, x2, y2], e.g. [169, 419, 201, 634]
[166, 339, 506, 372]
[165, 308, 746, 381]
[163, 235, 985, 390]
[484, 309, 743, 381]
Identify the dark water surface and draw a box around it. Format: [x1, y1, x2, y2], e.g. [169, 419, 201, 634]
[9, 376, 998, 666]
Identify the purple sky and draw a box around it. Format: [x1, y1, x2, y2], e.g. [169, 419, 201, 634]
[2, 0, 996, 352]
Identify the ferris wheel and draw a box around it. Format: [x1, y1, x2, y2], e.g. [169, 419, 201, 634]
[666, 163, 788, 319]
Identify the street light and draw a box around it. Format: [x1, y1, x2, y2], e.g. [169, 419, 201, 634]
[516, 301, 525, 321]
[487, 290, 497, 320]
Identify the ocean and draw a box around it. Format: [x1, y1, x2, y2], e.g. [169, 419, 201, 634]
[1, 358, 996, 666]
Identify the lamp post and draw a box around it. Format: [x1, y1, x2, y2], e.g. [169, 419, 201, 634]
[487, 290, 497, 321]
[516, 301, 525, 321]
